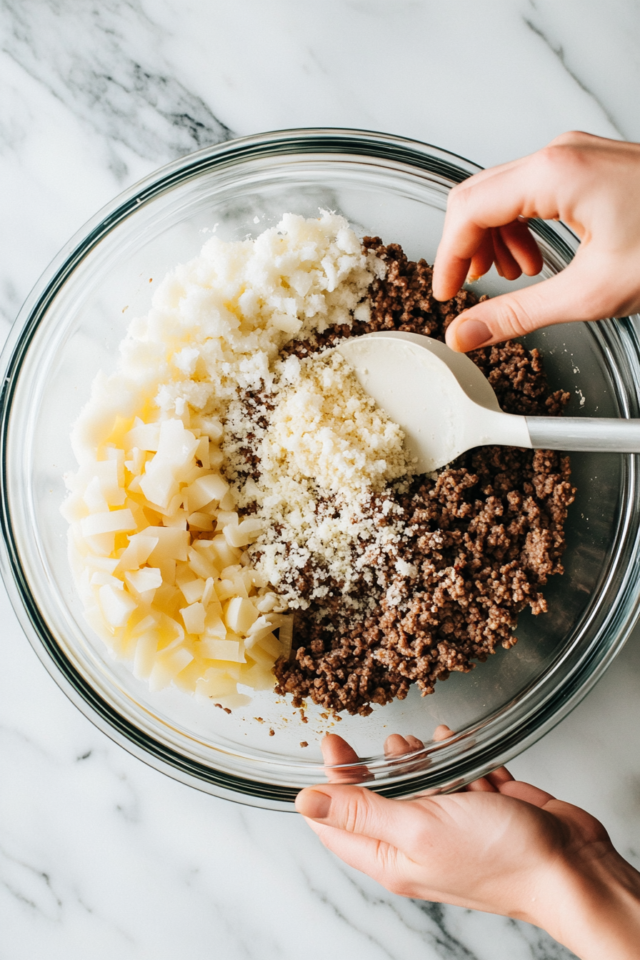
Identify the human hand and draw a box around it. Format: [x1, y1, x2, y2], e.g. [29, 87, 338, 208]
[432, 132, 640, 352]
[296, 730, 640, 959]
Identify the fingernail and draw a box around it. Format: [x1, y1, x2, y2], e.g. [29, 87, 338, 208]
[296, 789, 332, 820]
[456, 319, 491, 351]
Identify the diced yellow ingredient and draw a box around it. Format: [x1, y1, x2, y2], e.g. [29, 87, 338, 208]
[149, 647, 194, 692]
[195, 671, 238, 700]
[66, 414, 288, 703]
[181, 602, 206, 635]
[133, 631, 159, 680]
[200, 638, 245, 662]
[225, 596, 259, 635]
[180, 578, 205, 604]
[186, 473, 229, 512]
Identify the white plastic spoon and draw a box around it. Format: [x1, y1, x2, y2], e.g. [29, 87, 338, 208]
[336, 331, 640, 474]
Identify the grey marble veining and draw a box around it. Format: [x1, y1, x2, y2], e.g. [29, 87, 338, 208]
[1, 1, 640, 957]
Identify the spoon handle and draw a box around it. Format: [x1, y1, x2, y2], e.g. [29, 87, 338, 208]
[526, 417, 640, 453]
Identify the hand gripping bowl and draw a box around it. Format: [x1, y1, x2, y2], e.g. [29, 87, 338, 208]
[2, 129, 640, 811]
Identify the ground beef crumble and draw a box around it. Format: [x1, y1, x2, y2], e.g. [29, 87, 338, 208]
[270, 240, 576, 716]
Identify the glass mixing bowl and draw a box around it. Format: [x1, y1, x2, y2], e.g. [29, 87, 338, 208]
[2, 129, 640, 811]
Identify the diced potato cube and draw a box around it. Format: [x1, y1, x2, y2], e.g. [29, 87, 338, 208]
[153, 582, 181, 616]
[204, 609, 226, 639]
[224, 517, 263, 548]
[231, 569, 254, 597]
[180, 578, 205, 604]
[209, 447, 224, 470]
[81, 508, 137, 537]
[256, 592, 279, 613]
[278, 616, 294, 658]
[90, 571, 122, 588]
[245, 615, 277, 645]
[175, 561, 195, 587]
[246, 643, 278, 668]
[124, 446, 145, 477]
[239, 662, 275, 691]
[76, 459, 124, 506]
[187, 546, 218, 580]
[140, 460, 179, 509]
[181, 602, 206, 635]
[186, 473, 229, 512]
[156, 419, 199, 467]
[125, 567, 163, 595]
[83, 532, 116, 557]
[173, 658, 207, 693]
[225, 597, 259, 635]
[258, 632, 284, 658]
[83, 476, 109, 513]
[99, 583, 137, 628]
[200, 638, 245, 662]
[209, 536, 241, 569]
[217, 693, 251, 709]
[145, 527, 190, 562]
[223, 525, 247, 548]
[195, 671, 237, 700]
[124, 421, 160, 452]
[214, 579, 236, 601]
[218, 489, 236, 511]
[149, 647, 194, 692]
[194, 436, 210, 469]
[214, 510, 238, 529]
[60, 493, 89, 523]
[133, 631, 159, 679]
[131, 614, 158, 637]
[156, 558, 176, 585]
[188, 512, 214, 531]
[202, 577, 215, 607]
[115, 534, 159, 573]
[199, 417, 223, 442]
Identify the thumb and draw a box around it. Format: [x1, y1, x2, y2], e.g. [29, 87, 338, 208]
[296, 784, 417, 848]
[444, 253, 608, 352]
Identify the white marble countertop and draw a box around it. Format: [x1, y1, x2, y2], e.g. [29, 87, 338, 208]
[1, 2, 640, 957]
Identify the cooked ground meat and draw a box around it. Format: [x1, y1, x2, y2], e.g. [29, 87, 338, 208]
[273, 240, 575, 716]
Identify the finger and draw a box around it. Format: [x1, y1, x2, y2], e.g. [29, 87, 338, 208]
[384, 734, 413, 758]
[463, 761, 515, 793]
[485, 765, 515, 787]
[307, 820, 410, 891]
[321, 734, 360, 765]
[444, 251, 607, 352]
[467, 231, 495, 282]
[433, 155, 563, 300]
[321, 734, 372, 783]
[498, 220, 543, 277]
[491, 227, 522, 281]
[466, 777, 498, 793]
[384, 733, 424, 758]
[498, 780, 555, 807]
[432, 724, 453, 742]
[295, 784, 426, 850]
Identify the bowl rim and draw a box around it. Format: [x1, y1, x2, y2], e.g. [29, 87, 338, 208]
[2, 126, 640, 811]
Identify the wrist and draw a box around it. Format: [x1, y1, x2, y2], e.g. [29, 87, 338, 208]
[531, 850, 640, 960]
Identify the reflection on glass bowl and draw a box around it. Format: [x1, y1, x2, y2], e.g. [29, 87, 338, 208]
[2, 129, 640, 810]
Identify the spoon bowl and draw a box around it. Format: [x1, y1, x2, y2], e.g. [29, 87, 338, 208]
[337, 331, 640, 470]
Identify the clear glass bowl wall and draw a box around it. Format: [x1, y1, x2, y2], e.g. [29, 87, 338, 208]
[2, 130, 640, 811]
